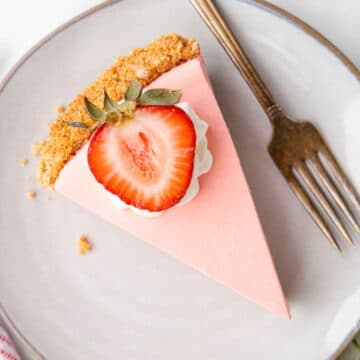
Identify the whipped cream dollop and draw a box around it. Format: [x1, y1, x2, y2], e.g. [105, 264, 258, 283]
[108, 102, 213, 216]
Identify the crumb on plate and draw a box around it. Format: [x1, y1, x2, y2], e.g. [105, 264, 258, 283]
[77, 235, 92, 255]
[26, 191, 36, 200]
[32, 141, 45, 156]
[20, 159, 28, 167]
[56, 105, 65, 113]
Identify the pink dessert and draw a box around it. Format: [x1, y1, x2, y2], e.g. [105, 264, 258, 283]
[38, 34, 289, 318]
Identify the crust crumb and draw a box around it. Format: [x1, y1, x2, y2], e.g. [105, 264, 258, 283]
[77, 235, 92, 255]
[20, 159, 28, 167]
[37, 33, 200, 188]
[56, 105, 65, 113]
[32, 141, 45, 156]
[26, 191, 36, 200]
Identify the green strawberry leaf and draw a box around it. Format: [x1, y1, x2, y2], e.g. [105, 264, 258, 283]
[84, 97, 106, 121]
[104, 90, 120, 112]
[64, 121, 94, 129]
[138, 89, 182, 106]
[124, 80, 143, 101]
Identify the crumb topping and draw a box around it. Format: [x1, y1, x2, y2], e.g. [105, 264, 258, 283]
[56, 105, 65, 113]
[37, 33, 200, 188]
[20, 159, 28, 167]
[32, 141, 44, 156]
[77, 235, 92, 255]
[26, 191, 36, 199]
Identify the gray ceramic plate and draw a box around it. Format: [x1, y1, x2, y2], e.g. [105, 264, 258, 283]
[0, 0, 359, 359]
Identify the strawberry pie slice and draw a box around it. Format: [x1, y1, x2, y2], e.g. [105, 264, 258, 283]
[37, 34, 289, 318]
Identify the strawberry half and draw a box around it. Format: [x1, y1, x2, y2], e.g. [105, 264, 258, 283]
[87, 105, 196, 212]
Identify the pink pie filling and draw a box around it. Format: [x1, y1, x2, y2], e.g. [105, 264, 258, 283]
[55, 56, 289, 319]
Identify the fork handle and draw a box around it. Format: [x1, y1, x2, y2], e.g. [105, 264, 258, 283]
[191, 0, 277, 115]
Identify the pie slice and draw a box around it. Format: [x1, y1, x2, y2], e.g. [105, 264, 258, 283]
[37, 34, 289, 318]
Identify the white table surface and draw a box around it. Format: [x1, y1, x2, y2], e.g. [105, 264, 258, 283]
[0, 0, 359, 358]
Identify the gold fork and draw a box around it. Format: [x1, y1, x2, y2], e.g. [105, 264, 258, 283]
[191, 0, 360, 251]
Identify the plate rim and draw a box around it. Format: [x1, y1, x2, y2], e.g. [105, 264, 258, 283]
[0, 0, 359, 358]
[0, 0, 359, 97]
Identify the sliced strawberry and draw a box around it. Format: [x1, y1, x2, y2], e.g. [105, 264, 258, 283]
[87, 105, 196, 212]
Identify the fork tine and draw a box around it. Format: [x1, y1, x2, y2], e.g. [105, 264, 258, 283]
[287, 173, 341, 252]
[310, 154, 360, 233]
[320, 147, 360, 212]
[295, 162, 354, 246]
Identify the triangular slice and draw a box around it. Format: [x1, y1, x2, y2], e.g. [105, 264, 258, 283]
[38, 34, 289, 318]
